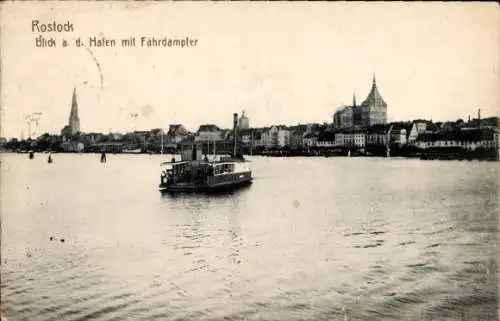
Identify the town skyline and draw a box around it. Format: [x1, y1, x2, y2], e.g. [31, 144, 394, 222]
[7, 76, 497, 141]
[1, 2, 498, 139]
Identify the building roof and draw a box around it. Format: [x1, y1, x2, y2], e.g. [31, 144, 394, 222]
[361, 75, 387, 108]
[333, 128, 366, 134]
[417, 128, 495, 142]
[252, 127, 269, 134]
[220, 129, 232, 139]
[238, 128, 253, 136]
[367, 123, 392, 134]
[288, 124, 308, 133]
[334, 106, 354, 114]
[269, 125, 289, 131]
[197, 124, 221, 132]
[317, 131, 336, 141]
[390, 122, 413, 133]
[303, 132, 318, 139]
[167, 124, 188, 136]
[181, 135, 195, 143]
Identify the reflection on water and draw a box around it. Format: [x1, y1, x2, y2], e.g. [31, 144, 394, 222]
[1, 153, 498, 321]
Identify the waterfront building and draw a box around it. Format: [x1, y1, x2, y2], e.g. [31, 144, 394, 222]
[131, 131, 149, 146]
[61, 141, 84, 153]
[333, 129, 366, 148]
[303, 132, 318, 148]
[406, 122, 420, 145]
[82, 133, 104, 145]
[61, 87, 81, 137]
[109, 132, 124, 141]
[289, 124, 309, 148]
[195, 124, 223, 142]
[412, 120, 428, 134]
[415, 128, 499, 151]
[366, 124, 392, 146]
[238, 128, 253, 146]
[238, 111, 250, 129]
[250, 128, 267, 148]
[252, 131, 263, 148]
[389, 122, 414, 146]
[301, 124, 322, 148]
[316, 131, 336, 148]
[165, 124, 190, 148]
[351, 131, 366, 148]
[89, 142, 125, 153]
[220, 129, 233, 141]
[261, 125, 290, 148]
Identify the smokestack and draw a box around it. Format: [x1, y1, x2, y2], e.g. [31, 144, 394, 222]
[478, 108, 481, 129]
[233, 113, 238, 157]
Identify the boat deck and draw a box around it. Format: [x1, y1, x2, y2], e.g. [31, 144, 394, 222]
[159, 178, 252, 193]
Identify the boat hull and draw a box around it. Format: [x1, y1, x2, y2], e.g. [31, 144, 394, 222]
[159, 171, 252, 193]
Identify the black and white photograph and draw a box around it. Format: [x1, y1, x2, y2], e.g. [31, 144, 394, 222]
[0, 2, 498, 321]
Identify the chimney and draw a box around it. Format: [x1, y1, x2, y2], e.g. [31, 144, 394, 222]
[233, 113, 238, 157]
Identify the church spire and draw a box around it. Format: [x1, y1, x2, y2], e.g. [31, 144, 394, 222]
[70, 87, 79, 121]
[361, 74, 386, 108]
[353, 93, 356, 107]
[69, 87, 80, 135]
[72, 87, 77, 106]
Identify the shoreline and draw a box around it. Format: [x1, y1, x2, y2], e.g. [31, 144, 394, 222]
[1, 150, 497, 161]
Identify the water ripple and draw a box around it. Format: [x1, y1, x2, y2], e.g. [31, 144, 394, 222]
[1, 154, 497, 321]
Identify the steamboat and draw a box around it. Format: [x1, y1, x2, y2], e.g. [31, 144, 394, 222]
[159, 113, 252, 193]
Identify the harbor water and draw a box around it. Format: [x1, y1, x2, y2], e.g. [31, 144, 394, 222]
[1, 153, 498, 321]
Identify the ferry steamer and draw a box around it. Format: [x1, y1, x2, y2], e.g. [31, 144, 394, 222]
[159, 113, 252, 193]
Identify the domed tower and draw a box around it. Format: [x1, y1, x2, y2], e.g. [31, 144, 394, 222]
[238, 110, 249, 129]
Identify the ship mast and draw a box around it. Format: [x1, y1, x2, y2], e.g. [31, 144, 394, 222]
[213, 138, 216, 164]
[233, 113, 238, 157]
[250, 130, 253, 156]
[161, 129, 164, 155]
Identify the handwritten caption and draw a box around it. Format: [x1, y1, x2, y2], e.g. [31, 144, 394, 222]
[32, 20, 199, 48]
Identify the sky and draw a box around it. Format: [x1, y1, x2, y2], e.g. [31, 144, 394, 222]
[0, 2, 498, 138]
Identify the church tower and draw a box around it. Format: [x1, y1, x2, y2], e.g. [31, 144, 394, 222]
[69, 87, 80, 135]
[360, 74, 387, 126]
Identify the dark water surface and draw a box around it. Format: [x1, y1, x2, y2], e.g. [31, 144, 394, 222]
[1, 153, 498, 321]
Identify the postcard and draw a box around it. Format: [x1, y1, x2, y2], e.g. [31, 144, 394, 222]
[1, 2, 498, 321]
